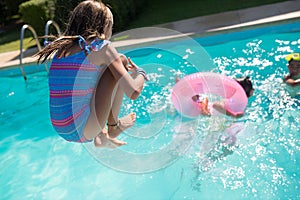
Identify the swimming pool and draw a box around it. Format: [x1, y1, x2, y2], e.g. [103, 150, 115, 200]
[1, 20, 299, 199]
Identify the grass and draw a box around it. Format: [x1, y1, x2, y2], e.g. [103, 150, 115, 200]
[0, 37, 36, 53]
[0, 21, 38, 53]
[127, 0, 290, 28]
[0, 0, 290, 53]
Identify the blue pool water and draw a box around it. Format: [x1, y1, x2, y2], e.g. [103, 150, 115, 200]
[1, 21, 300, 199]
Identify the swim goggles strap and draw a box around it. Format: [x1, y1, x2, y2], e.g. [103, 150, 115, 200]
[78, 35, 91, 55]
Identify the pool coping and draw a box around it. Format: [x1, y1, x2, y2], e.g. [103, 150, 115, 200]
[1, 0, 300, 69]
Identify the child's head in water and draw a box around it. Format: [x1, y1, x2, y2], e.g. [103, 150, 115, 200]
[234, 76, 254, 97]
[286, 53, 300, 77]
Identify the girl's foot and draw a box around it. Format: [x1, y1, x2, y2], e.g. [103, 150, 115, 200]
[94, 128, 127, 148]
[107, 113, 136, 138]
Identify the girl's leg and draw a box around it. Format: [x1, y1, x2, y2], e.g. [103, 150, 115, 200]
[83, 69, 121, 140]
[106, 82, 136, 138]
[83, 67, 134, 147]
[94, 127, 127, 148]
[107, 81, 123, 125]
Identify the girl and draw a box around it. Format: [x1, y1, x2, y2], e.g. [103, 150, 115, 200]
[36, 0, 148, 147]
[191, 76, 254, 117]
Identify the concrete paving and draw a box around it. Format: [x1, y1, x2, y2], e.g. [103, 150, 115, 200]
[0, 0, 300, 69]
[158, 0, 300, 34]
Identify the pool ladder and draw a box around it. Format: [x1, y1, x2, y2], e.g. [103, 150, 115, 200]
[19, 20, 61, 80]
[44, 20, 61, 46]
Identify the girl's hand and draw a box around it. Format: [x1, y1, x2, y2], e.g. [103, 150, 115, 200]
[127, 57, 149, 81]
[127, 57, 138, 77]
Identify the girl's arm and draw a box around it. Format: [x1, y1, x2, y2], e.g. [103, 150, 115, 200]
[212, 101, 226, 114]
[213, 101, 244, 118]
[104, 44, 146, 100]
[284, 78, 300, 87]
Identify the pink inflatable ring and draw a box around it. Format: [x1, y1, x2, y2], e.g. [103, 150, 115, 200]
[171, 72, 248, 118]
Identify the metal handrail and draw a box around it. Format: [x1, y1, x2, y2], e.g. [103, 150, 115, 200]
[44, 20, 61, 46]
[19, 24, 41, 81]
[19, 21, 61, 80]
[43, 20, 61, 74]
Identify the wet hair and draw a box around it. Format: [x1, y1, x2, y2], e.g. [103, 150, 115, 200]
[36, 0, 113, 63]
[235, 76, 254, 97]
[288, 59, 300, 64]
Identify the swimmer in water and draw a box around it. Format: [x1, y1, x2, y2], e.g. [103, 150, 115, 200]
[283, 53, 300, 87]
[191, 76, 254, 117]
[176, 75, 254, 117]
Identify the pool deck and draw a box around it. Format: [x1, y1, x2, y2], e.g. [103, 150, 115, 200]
[0, 0, 300, 69]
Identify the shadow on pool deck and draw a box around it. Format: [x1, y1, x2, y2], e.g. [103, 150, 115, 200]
[0, 0, 300, 69]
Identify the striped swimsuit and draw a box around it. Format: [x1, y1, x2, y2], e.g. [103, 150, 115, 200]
[49, 37, 110, 143]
